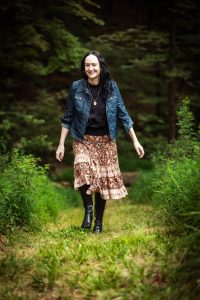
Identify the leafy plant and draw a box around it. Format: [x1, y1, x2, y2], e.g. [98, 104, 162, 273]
[0, 150, 79, 233]
[129, 97, 200, 296]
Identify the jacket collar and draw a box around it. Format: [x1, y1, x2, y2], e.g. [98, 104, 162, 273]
[76, 78, 90, 95]
[76, 78, 114, 99]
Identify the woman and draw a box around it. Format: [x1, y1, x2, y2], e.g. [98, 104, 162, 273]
[56, 50, 144, 233]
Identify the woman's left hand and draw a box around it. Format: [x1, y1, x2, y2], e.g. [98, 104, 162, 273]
[134, 141, 145, 158]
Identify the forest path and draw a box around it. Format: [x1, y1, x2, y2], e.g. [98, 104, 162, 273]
[1, 199, 173, 300]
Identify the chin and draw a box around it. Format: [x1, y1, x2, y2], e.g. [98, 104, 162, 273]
[88, 75, 100, 80]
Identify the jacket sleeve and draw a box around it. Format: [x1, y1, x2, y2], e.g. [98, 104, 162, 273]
[114, 81, 134, 133]
[60, 82, 75, 129]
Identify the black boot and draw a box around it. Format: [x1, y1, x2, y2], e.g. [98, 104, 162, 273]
[93, 192, 106, 233]
[79, 184, 93, 229]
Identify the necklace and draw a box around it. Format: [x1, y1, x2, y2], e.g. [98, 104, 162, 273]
[88, 84, 101, 106]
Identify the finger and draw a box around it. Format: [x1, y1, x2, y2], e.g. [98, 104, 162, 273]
[135, 147, 140, 157]
[138, 148, 143, 157]
[56, 152, 61, 162]
[139, 148, 145, 158]
[137, 148, 142, 158]
[61, 150, 65, 159]
[56, 156, 61, 162]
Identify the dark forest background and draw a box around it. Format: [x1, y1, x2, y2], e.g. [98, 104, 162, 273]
[0, 1, 200, 298]
[1, 0, 200, 166]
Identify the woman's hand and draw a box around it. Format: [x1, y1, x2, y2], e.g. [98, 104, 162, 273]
[134, 141, 145, 158]
[56, 145, 65, 162]
[128, 128, 145, 158]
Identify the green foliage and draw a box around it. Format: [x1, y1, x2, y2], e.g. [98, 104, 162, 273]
[0, 0, 104, 157]
[128, 170, 156, 204]
[0, 150, 79, 233]
[129, 97, 200, 295]
[153, 156, 200, 230]
[88, 27, 170, 153]
[31, 251, 59, 292]
[177, 230, 200, 295]
[151, 98, 200, 230]
[88, 1, 200, 150]
[0, 253, 32, 282]
[177, 97, 195, 138]
[130, 97, 199, 229]
[51, 165, 74, 184]
[117, 130, 153, 169]
[43, 23, 86, 74]
[0, 0, 102, 76]
[0, 202, 177, 299]
[0, 110, 50, 154]
[0, 89, 68, 156]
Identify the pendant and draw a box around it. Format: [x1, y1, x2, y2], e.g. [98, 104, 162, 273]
[93, 101, 97, 105]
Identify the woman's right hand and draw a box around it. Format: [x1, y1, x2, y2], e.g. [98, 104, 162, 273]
[56, 145, 65, 162]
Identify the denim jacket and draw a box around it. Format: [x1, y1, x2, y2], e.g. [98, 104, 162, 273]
[61, 78, 133, 142]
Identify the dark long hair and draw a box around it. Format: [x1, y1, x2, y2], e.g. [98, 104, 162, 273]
[80, 50, 112, 99]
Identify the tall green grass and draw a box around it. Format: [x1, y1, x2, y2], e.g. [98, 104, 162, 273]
[129, 97, 200, 296]
[0, 202, 176, 300]
[153, 154, 200, 231]
[0, 150, 80, 233]
[154, 97, 199, 231]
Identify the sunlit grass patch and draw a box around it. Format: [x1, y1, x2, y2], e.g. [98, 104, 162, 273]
[0, 199, 182, 300]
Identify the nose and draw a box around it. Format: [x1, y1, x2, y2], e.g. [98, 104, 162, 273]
[88, 65, 93, 70]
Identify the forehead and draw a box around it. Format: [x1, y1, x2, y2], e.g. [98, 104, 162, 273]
[84, 54, 99, 64]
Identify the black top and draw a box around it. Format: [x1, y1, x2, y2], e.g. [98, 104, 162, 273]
[85, 82, 109, 136]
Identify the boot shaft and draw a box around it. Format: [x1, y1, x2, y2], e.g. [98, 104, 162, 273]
[79, 184, 93, 228]
[94, 192, 106, 221]
[93, 193, 106, 233]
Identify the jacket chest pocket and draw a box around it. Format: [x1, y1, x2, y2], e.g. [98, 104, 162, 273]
[107, 95, 117, 112]
[74, 94, 85, 111]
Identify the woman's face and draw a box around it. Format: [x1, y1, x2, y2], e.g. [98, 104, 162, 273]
[84, 54, 101, 81]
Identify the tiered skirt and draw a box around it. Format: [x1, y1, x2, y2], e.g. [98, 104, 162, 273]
[73, 135, 127, 200]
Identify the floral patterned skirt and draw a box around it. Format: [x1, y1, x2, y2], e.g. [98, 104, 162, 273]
[72, 135, 128, 200]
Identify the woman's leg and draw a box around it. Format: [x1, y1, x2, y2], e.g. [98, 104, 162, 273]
[93, 192, 106, 233]
[79, 184, 93, 228]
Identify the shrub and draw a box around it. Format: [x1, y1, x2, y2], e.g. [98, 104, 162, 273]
[130, 97, 200, 231]
[153, 155, 200, 231]
[129, 97, 200, 296]
[152, 97, 200, 231]
[0, 150, 79, 233]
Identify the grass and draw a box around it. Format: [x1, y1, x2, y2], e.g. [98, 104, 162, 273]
[0, 198, 190, 300]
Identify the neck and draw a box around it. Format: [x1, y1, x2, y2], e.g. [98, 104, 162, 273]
[87, 77, 100, 86]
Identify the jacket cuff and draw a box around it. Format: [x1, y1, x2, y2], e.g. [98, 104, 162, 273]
[61, 123, 70, 129]
[124, 118, 134, 133]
